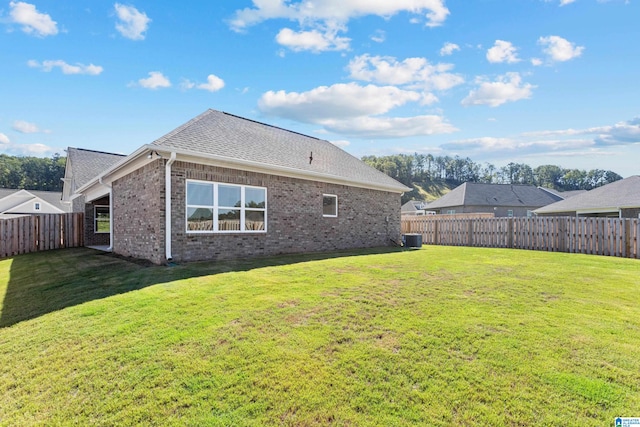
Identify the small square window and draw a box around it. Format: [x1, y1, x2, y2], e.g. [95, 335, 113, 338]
[507, 209, 514, 218]
[323, 194, 338, 217]
[34, 202, 41, 211]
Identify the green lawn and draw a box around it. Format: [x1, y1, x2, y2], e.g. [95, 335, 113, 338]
[0, 247, 639, 426]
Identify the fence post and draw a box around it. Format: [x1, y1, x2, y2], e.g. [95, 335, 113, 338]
[507, 218, 514, 248]
[434, 220, 439, 245]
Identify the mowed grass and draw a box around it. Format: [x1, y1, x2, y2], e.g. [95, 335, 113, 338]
[0, 247, 639, 426]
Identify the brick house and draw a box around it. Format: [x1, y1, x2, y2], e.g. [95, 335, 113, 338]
[61, 148, 126, 246]
[74, 109, 409, 264]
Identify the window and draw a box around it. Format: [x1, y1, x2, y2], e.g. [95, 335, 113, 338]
[323, 194, 337, 217]
[186, 180, 266, 233]
[34, 202, 41, 211]
[95, 206, 110, 233]
[507, 209, 514, 218]
[446, 209, 456, 215]
[526, 210, 533, 218]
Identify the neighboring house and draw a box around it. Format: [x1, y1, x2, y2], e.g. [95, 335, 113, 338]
[425, 182, 563, 217]
[61, 147, 126, 246]
[537, 187, 587, 200]
[534, 175, 640, 218]
[401, 200, 433, 216]
[73, 109, 410, 264]
[0, 188, 70, 218]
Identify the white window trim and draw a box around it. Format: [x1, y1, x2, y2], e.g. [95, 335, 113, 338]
[94, 205, 110, 234]
[34, 202, 41, 211]
[323, 194, 338, 218]
[186, 179, 267, 234]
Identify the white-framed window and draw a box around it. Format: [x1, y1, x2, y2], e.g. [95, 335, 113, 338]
[95, 205, 110, 234]
[34, 202, 41, 211]
[507, 209, 514, 218]
[446, 209, 456, 215]
[323, 194, 338, 217]
[186, 180, 267, 233]
[526, 210, 533, 218]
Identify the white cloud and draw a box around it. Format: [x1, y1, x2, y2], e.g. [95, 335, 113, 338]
[114, 3, 151, 40]
[259, 83, 421, 122]
[197, 74, 225, 92]
[230, 0, 450, 31]
[0, 133, 58, 155]
[441, 117, 640, 159]
[538, 35, 584, 62]
[12, 120, 50, 134]
[323, 115, 457, 138]
[276, 25, 350, 52]
[370, 30, 386, 43]
[524, 117, 640, 146]
[461, 72, 535, 107]
[258, 82, 456, 138]
[531, 58, 543, 66]
[486, 40, 520, 64]
[443, 136, 592, 152]
[439, 42, 460, 56]
[560, 0, 576, 5]
[347, 54, 464, 91]
[137, 71, 171, 89]
[330, 139, 350, 147]
[27, 59, 103, 75]
[9, 1, 58, 37]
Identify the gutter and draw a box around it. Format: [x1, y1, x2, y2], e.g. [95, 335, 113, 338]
[165, 152, 177, 261]
[98, 176, 113, 251]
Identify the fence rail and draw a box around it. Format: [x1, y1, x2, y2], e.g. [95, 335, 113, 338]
[402, 216, 640, 259]
[0, 213, 84, 259]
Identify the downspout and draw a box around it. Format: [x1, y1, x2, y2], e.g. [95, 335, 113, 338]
[165, 152, 177, 261]
[98, 176, 113, 251]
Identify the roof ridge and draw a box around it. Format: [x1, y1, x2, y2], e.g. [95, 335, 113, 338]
[152, 109, 219, 146]
[222, 111, 321, 141]
[68, 147, 125, 157]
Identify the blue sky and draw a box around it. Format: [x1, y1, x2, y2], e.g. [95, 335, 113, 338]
[1, 0, 639, 177]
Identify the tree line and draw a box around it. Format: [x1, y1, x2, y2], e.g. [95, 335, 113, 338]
[0, 154, 66, 192]
[362, 153, 623, 191]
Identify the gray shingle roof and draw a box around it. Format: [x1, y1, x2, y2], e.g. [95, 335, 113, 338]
[534, 175, 640, 213]
[150, 109, 409, 192]
[427, 182, 562, 209]
[67, 148, 126, 190]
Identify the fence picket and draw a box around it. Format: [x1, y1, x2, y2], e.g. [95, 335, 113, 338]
[0, 213, 84, 259]
[402, 215, 640, 260]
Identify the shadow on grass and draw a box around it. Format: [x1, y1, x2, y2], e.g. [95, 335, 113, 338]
[0, 246, 404, 328]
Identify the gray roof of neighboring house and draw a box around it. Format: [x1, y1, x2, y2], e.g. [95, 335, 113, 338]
[150, 109, 409, 193]
[67, 147, 126, 189]
[538, 187, 587, 199]
[534, 175, 640, 214]
[402, 200, 429, 212]
[0, 188, 70, 212]
[427, 182, 563, 210]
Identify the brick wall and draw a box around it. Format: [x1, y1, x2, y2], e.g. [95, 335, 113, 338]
[112, 160, 165, 264]
[112, 159, 401, 264]
[170, 161, 401, 263]
[84, 195, 111, 246]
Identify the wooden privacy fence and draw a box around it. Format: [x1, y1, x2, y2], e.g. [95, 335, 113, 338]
[402, 216, 640, 259]
[0, 213, 84, 259]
